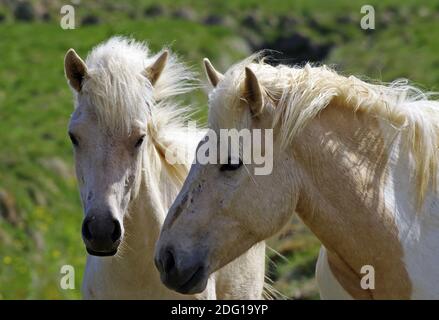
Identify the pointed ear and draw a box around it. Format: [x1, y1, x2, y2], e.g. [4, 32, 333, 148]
[144, 50, 169, 86]
[243, 67, 264, 116]
[64, 49, 88, 92]
[203, 58, 224, 87]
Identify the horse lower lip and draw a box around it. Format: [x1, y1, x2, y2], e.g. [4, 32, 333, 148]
[86, 248, 117, 257]
[176, 267, 205, 294]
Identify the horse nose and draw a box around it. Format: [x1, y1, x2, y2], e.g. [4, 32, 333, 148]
[82, 212, 121, 256]
[155, 246, 208, 294]
[155, 248, 176, 274]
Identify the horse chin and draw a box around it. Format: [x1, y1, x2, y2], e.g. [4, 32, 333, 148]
[86, 247, 118, 257]
[166, 267, 209, 295]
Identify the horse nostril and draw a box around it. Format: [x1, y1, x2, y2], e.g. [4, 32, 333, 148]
[111, 219, 121, 243]
[163, 249, 176, 274]
[82, 217, 93, 241]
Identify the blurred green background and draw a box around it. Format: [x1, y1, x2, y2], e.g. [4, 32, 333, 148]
[0, 0, 438, 299]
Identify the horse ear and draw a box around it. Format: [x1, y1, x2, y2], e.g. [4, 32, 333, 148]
[203, 58, 224, 87]
[144, 50, 169, 86]
[64, 49, 88, 92]
[243, 67, 264, 116]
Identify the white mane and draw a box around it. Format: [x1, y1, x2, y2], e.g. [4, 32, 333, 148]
[80, 36, 196, 134]
[211, 56, 439, 206]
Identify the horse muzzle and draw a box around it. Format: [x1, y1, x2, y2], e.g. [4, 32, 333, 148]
[154, 246, 209, 294]
[82, 212, 122, 257]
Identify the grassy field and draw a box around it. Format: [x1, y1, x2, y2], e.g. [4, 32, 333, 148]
[0, 0, 438, 299]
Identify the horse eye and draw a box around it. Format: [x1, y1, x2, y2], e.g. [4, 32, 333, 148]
[220, 157, 243, 172]
[135, 135, 146, 148]
[68, 132, 79, 147]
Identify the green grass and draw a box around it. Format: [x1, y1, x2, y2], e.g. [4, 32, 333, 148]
[0, 1, 438, 299]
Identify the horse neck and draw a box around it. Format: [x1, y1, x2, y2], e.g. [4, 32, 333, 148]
[292, 102, 412, 298]
[124, 144, 185, 255]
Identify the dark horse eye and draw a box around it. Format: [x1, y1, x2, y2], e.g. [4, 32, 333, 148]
[220, 157, 243, 172]
[68, 132, 79, 147]
[135, 135, 146, 148]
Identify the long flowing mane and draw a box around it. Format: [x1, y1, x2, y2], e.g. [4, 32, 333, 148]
[77, 37, 199, 208]
[214, 55, 439, 206]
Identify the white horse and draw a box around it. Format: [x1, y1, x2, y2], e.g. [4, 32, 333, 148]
[155, 55, 439, 299]
[64, 37, 265, 299]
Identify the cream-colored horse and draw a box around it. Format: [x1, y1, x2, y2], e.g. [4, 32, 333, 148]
[155, 55, 439, 299]
[64, 38, 265, 299]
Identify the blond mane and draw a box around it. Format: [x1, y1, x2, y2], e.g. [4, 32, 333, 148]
[212, 56, 439, 206]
